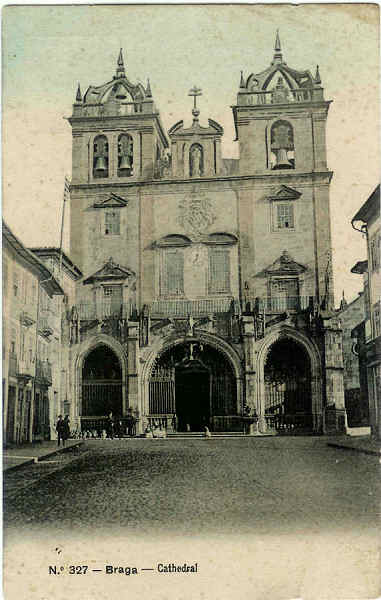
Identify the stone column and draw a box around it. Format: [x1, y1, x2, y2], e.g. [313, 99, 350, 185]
[127, 324, 140, 432]
[322, 315, 347, 434]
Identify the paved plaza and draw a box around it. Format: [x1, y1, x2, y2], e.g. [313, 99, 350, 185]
[4, 436, 380, 600]
[4, 436, 380, 536]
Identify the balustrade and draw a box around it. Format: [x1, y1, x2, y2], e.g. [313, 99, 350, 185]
[35, 358, 52, 384]
[8, 353, 18, 377]
[77, 302, 131, 320]
[247, 296, 310, 314]
[240, 88, 314, 107]
[150, 297, 237, 318]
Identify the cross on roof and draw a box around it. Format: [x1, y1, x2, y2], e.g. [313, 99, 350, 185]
[188, 85, 202, 119]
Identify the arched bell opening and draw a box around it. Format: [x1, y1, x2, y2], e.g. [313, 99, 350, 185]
[264, 337, 312, 433]
[93, 135, 109, 178]
[118, 133, 133, 177]
[148, 342, 237, 432]
[81, 344, 122, 417]
[270, 120, 295, 170]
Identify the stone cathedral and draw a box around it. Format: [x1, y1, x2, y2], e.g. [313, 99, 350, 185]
[67, 35, 347, 436]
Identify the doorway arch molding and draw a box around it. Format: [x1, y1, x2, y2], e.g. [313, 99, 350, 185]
[74, 334, 128, 417]
[255, 325, 323, 430]
[141, 332, 244, 417]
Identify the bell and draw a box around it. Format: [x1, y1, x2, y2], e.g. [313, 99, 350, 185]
[114, 84, 127, 100]
[95, 156, 107, 171]
[275, 148, 292, 168]
[119, 154, 131, 170]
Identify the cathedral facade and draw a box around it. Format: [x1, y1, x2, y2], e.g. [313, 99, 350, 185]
[67, 36, 347, 435]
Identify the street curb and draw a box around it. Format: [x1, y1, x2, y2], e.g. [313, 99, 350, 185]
[3, 458, 36, 473]
[327, 442, 381, 457]
[3, 440, 84, 473]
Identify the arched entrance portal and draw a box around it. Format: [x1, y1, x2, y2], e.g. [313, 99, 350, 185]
[149, 343, 237, 432]
[264, 338, 312, 432]
[82, 344, 122, 417]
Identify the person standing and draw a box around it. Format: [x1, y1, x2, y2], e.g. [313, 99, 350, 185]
[56, 415, 65, 447]
[63, 415, 70, 445]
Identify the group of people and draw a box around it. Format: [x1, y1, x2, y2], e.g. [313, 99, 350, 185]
[55, 415, 71, 447]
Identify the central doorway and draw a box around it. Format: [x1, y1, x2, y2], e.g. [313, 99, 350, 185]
[148, 342, 237, 432]
[175, 363, 210, 431]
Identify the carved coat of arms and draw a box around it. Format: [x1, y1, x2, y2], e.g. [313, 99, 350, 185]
[178, 189, 216, 235]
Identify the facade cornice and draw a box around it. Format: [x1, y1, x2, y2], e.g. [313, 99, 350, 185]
[70, 170, 333, 193]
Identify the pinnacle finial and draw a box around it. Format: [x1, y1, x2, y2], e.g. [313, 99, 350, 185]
[314, 65, 321, 85]
[75, 82, 82, 102]
[273, 29, 283, 62]
[116, 48, 126, 78]
[146, 77, 152, 97]
[275, 29, 281, 52]
[240, 70, 245, 88]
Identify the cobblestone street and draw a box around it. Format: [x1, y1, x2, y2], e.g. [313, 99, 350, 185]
[4, 436, 380, 600]
[4, 436, 379, 536]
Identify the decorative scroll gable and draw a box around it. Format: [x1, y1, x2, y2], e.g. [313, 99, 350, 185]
[83, 257, 135, 285]
[268, 185, 301, 201]
[265, 250, 306, 276]
[93, 193, 128, 209]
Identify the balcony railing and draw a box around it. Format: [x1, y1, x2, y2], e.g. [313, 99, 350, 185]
[38, 315, 54, 337]
[20, 309, 36, 327]
[247, 296, 311, 314]
[35, 359, 52, 385]
[239, 88, 315, 107]
[150, 297, 238, 318]
[78, 302, 132, 320]
[8, 353, 18, 377]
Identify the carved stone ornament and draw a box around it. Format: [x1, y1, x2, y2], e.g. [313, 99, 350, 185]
[178, 189, 216, 235]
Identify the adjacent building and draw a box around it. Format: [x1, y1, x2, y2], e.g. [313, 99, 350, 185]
[351, 185, 381, 438]
[2, 223, 64, 444]
[65, 35, 347, 435]
[337, 292, 369, 426]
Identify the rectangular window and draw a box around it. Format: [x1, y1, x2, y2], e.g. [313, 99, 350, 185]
[269, 278, 299, 311]
[373, 302, 380, 338]
[370, 234, 380, 272]
[103, 286, 114, 297]
[275, 202, 294, 230]
[3, 258, 8, 295]
[104, 211, 120, 236]
[13, 269, 18, 297]
[209, 248, 230, 294]
[162, 249, 184, 296]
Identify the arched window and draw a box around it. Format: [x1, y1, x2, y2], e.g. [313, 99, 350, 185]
[189, 143, 203, 177]
[118, 134, 133, 177]
[270, 120, 295, 170]
[93, 135, 109, 178]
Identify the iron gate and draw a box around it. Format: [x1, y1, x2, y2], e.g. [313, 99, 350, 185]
[82, 381, 122, 416]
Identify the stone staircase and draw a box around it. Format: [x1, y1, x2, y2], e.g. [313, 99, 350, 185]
[166, 431, 248, 439]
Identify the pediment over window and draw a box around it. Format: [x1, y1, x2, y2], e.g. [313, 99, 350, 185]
[265, 250, 306, 276]
[204, 233, 238, 246]
[83, 257, 135, 285]
[155, 234, 192, 248]
[93, 193, 128, 209]
[268, 185, 301, 201]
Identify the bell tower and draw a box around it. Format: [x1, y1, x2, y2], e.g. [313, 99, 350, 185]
[69, 49, 168, 186]
[233, 32, 329, 175]
[68, 50, 169, 275]
[234, 32, 334, 311]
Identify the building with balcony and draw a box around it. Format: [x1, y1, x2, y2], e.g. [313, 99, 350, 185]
[351, 185, 381, 438]
[337, 292, 369, 427]
[66, 35, 346, 435]
[30, 247, 83, 432]
[2, 222, 64, 445]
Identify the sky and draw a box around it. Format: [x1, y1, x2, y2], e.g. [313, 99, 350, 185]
[2, 3, 379, 305]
